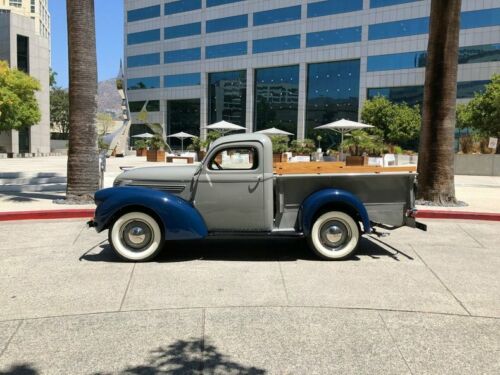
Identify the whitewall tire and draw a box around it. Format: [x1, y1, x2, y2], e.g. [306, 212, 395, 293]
[109, 211, 163, 261]
[308, 211, 360, 260]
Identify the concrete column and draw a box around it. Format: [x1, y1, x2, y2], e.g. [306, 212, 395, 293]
[359, 2, 370, 121]
[200, 73, 208, 141]
[161, 99, 167, 138]
[245, 68, 254, 133]
[297, 62, 307, 140]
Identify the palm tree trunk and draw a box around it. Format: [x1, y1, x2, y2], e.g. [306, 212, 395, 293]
[417, 0, 461, 204]
[65, 0, 99, 202]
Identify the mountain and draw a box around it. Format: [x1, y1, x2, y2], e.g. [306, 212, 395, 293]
[97, 79, 122, 119]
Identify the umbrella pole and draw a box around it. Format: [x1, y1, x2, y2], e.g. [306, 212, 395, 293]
[181, 138, 184, 153]
[339, 131, 345, 162]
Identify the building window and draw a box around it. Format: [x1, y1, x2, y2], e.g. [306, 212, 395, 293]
[206, 14, 248, 33]
[165, 48, 201, 64]
[167, 99, 200, 149]
[208, 70, 247, 127]
[30, 0, 36, 13]
[307, 26, 362, 48]
[367, 44, 500, 72]
[308, 0, 363, 18]
[254, 65, 299, 135]
[206, 41, 247, 59]
[370, 0, 422, 8]
[207, 0, 245, 8]
[127, 53, 161, 68]
[129, 100, 161, 113]
[9, 0, 23, 8]
[367, 80, 491, 106]
[16, 35, 29, 74]
[165, 0, 201, 15]
[127, 77, 161, 90]
[127, 29, 161, 45]
[368, 17, 429, 40]
[253, 6, 301, 27]
[461, 8, 500, 29]
[253, 35, 300, 54]
[164, 22, 201, 40]
[165, 73, 201, 87]
[306, 60, 361, 140]
[127, 5, 161, 22]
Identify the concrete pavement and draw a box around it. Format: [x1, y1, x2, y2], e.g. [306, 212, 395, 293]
[0, 219, 499, 374]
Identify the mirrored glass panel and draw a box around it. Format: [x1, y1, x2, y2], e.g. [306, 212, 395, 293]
[165, 0, 201, 15]
[129, 100, 160, 112]
[307, 26, 361, 47]
[164, 22, 201, 39]
[308, 0, 363, 18]
[127, 29, 161, 45]
[206, 14, 248, 33]
[368, 17, 429, 40]
[207, 0, 245, 7]
[167, 99, 200, 149]
[127, 53, 161, 68]
[165, 73, 201, 87]
[127, 76, 161, 90]
[206, 41, 247, 59]
[127, 5, 161, 22]
[457, 80, 490, 98]
[370, 0, 422, 8]
[367, 51, 426, 71]
[253, 5, 301, 27]
[306, 60, 361, 141]
[165, 47, 201, 63]
[208, 71, 247, 127]
[254, 65, 299, 135]
[253, 35, 300, 54]
[461, 8, 500, 29]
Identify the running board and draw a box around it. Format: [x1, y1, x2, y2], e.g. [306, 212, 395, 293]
[207, 231, 304, 238]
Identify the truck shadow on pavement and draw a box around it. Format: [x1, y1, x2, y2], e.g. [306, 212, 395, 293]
[0, 364, 38, 375]
[81, 236, 413, 263]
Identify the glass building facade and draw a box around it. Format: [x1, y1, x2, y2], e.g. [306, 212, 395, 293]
[125, 1, 500, 144]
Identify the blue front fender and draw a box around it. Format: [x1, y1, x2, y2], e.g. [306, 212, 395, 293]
[301, 189, 371, 235]
[93, 187, 208, 240]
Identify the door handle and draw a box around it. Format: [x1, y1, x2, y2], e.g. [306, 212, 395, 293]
[256, 176, 262, 182]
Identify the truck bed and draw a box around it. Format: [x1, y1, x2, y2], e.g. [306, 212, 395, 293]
[273, 162, 416, 175]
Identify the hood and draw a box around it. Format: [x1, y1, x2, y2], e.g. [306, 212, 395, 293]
[115, 165, 199, 184]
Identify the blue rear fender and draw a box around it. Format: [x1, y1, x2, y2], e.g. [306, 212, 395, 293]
[93, 187, 208, 240]
[300, 188, 371, 235]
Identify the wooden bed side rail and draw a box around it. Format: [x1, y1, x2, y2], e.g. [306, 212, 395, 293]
[272, 162, 417, 175]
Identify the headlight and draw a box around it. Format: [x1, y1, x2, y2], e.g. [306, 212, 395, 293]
[113, 179, 134, 187]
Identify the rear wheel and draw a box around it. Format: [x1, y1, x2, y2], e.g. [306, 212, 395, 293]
[308, 211, 360, 260]
[109, 211, 163, 262]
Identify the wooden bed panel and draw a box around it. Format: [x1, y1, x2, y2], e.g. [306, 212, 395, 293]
[272, 162, 417, 175]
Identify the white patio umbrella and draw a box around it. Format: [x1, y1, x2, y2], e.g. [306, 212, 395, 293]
[255, 127, 294, 136]
[167, 131, 195, 152]
[131, 132, 155, 138]
[204, 120, 246, 135]
[315, 119, 374, 159]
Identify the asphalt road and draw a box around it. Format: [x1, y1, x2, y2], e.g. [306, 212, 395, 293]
[0, 219, 499, 374]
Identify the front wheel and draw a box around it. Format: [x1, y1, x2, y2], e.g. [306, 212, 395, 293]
[109, 211, 163, 262]
[308, 211, 360, 260]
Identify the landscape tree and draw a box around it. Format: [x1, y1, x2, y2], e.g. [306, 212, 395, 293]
[361, 96, 421, 148]
[0, 60, 41, 131]
[96, 112, 114, 135]
[65, 0, 99, 202]
[417, 0, 462, 204]
[50, 88, 70, 136]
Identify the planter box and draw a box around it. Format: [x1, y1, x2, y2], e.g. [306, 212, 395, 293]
[147, 150, 165, 162]
[136, 149, 147, 157]
[273, 153, 288, 163]
[346, 156, 368, 166]
[198, 150, 206, 161]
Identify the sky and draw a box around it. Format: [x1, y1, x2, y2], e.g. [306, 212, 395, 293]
[49, 0, 124, 88]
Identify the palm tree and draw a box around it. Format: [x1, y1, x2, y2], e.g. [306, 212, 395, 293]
[65, 0, 99, 202]
[417, 0, 462, 204]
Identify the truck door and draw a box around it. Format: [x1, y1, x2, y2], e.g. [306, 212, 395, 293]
[194, 142, 268, 231]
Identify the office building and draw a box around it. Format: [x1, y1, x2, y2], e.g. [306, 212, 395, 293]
[124, 0, 500, 145]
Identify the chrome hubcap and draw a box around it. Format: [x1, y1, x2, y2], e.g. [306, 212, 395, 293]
[320, 219, 351, 250]
[121, 220, 153, 251]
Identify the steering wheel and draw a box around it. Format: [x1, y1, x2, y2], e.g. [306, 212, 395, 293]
[212, 160, 223, 170]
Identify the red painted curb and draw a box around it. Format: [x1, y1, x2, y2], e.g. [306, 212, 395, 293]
[416, 210, 500, 221]
[0, 209, 95, 222]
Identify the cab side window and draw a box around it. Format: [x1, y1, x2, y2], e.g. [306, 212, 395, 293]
[209, 147, 258, 170]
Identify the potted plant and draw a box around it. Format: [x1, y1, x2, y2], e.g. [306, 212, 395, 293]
[343, 130, 384, 166]
[146, 135, 166, 162]
[134, 139, 148, 157]
[187, 136, 205, 161]
[290, 139, 315, 158]
[269, 135, 289, 163]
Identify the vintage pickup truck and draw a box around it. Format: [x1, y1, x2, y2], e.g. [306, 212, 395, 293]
[89, 133, 426, 261]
